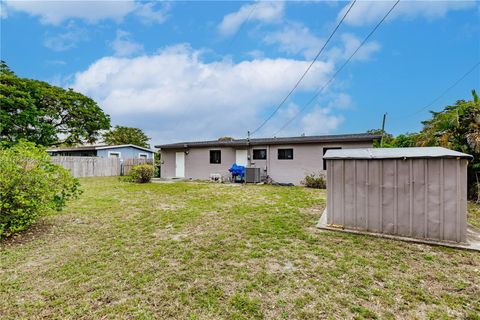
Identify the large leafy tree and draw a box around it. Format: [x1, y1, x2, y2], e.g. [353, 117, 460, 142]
[416, 90, 480, 153]
[103, 126, 150, 148]
[0, 61, 110, 147]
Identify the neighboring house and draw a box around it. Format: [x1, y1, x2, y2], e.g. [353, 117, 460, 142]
[155, 133, 381, 185]
[47, 144, 155, 161]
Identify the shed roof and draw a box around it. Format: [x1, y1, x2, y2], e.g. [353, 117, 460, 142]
[155, 133, 381, 149]
[46, 144, 154, 153]
[323, 147, 473, 160]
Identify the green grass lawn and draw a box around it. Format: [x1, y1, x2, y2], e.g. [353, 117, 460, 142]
[1, 178, 479, 319]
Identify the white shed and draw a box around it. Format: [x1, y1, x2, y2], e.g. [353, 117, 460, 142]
[322, 147, 473, 243]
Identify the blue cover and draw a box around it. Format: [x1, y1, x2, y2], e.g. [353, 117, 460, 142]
[229, 163, 245, 178]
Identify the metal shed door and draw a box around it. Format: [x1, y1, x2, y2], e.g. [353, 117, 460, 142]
[175, 152, 185, 178]
[236, 149, 248, 166]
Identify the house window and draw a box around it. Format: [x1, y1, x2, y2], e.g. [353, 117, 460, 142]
[109, 152, 120, 158]
[210, 150, 221, 164]
[253, 149, 267, 160]
[278, 148, 293, 160]
[139, 153, 148, 159]
[323, 147, 341, 170]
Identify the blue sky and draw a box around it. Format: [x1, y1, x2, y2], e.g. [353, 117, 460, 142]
[1, 1, 479, 144]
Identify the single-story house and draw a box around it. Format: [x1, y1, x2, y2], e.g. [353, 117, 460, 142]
[155, 133, 381, 185]
[47, 144, 155, 161]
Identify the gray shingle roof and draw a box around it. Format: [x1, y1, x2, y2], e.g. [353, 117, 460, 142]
[155, 133, 381, 149]
[323, 147, 473, 160]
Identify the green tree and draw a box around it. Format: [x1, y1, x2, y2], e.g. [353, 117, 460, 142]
[0, 61, 110, 147]
[367, 129, 394, 147]
[103, 126, 150, 148]
[392, 133, 418, 148]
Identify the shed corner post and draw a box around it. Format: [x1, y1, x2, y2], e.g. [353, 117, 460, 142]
[327, 159, 334, 225]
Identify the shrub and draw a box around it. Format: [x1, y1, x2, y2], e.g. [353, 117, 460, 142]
[302, 172, 326, 189]
[128, 164, 154, 183]
[0, 141, 81, 238]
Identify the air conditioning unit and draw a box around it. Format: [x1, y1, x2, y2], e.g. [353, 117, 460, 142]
[245, 167, 261, 183]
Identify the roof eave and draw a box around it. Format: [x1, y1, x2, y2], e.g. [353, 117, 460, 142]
[155, 134, 382, 149]
[94, 144, 155, 153]
[324, 155, 473, 160]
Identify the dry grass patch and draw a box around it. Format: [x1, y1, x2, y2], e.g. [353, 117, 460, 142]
[0, 177, 479, 319]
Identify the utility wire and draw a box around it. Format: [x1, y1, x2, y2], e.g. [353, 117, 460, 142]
[390, 61, 480, 120]
[273, 0, 400, 136]
[250, 0, 357, 136]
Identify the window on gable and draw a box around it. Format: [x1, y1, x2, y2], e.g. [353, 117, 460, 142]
[278, 148, 293, 160]
[253, 149, 267, 160]
[323, 147, 341, 170]
[210, 150, 221, 164]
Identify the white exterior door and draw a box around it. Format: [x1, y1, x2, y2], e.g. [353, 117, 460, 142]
[235, 149, 248, 166]
[175, 152, 185, 178]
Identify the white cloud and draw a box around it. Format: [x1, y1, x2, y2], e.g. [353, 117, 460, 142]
[338, 0, 476, 27]
[43, 22, 88, 51]
[258, 102, 345, 137]
[3, 0, 171, 25]
[263, 22, 324, 59]
[301, 106, 344, 134]
[134, 1, 170, 25]
[326, 92, 352, 109]
[218, 1, 285, 36]
[263, 22, 380, 62]
[71, 44, 340, 143]
[109, 30, 144, 57]
[4, 0, 136, 25]
[263, 22, 380, 61]
[326, 33, 381, 62]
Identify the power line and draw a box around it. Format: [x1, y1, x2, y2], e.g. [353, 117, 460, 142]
[273, 0, 400, 136]
[390, 61, 480, 120]
[250, 0, 357, 136]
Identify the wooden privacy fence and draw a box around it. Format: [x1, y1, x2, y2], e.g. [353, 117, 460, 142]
[122, 158, 154, 176]
[51, 157, 154, 178]
[51, 157, 121, 177]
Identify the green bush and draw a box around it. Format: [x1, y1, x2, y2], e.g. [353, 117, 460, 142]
[128, 164, 154, 183]
[302, 172, 326, 189]
[0, 141, 81, 238]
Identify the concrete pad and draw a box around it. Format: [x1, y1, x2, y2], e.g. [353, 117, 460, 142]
[151, 178, 190, 183]
[317, 209, 480, 252]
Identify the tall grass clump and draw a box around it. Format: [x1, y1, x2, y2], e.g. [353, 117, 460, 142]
[302, 172, 326, 189]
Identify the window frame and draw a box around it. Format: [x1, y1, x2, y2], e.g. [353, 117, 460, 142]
[108, 151, 121, 159]
[323, 147, 342, 170]
[209, 150, 222, 164]
[252, 149, 267, 160]
[277, 148, 294, 160]
[138, 153, 148, 159]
